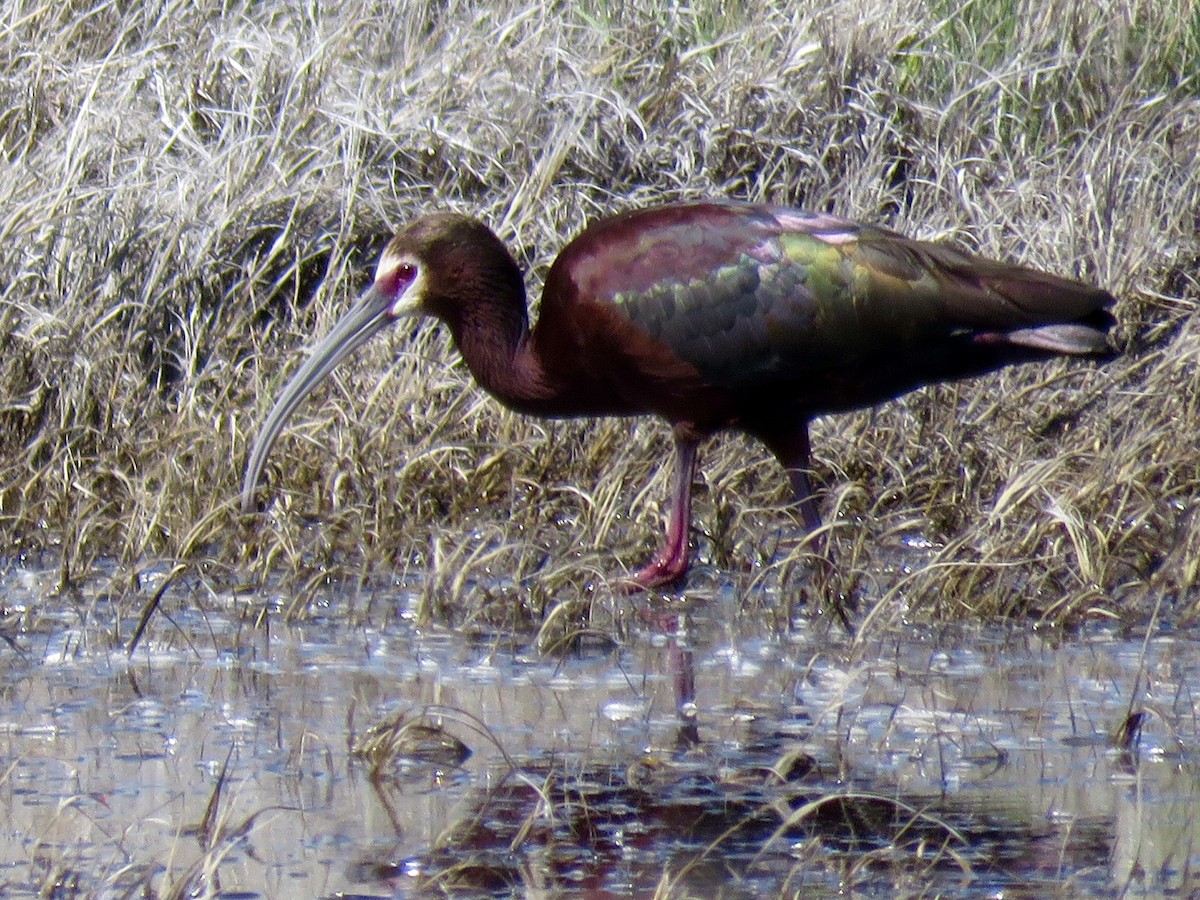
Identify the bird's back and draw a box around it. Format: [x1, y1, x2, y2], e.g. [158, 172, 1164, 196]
[536, 201, 1114, 422]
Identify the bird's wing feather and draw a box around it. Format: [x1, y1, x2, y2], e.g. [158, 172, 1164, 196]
[550, 202, 1112, 392]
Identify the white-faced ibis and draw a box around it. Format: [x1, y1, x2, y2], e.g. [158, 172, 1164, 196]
[241, 201, 1116, 589]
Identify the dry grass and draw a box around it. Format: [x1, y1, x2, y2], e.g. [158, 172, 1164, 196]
[0, 0, 1197, 626]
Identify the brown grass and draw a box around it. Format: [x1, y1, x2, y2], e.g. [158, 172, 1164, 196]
[0, 0, 1197, 627]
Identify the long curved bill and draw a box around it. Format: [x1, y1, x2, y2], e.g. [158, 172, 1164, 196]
[241, 285, 395, 513]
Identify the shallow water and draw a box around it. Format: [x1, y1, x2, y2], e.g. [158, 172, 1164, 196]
[1, 566, 1199, 898]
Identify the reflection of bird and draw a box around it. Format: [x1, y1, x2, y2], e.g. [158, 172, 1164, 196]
[241, 202, 1116, 589]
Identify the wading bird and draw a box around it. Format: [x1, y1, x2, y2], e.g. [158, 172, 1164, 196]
[241, 201, 1115, 589]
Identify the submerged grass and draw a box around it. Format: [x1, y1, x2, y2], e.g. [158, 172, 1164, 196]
[0, 0, 1197, 627]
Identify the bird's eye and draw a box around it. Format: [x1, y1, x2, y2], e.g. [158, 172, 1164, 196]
[378, 260, 418, 297]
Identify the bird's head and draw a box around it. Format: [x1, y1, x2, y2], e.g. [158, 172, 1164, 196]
[239, 212, 517, 514]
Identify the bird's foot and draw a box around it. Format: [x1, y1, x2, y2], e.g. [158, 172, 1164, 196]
[621, 553, 689, 594]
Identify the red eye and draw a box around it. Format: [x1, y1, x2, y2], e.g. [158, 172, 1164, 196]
[379, 260, 417, 296]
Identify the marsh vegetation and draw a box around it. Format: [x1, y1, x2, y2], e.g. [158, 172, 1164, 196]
[1, 0, 1199, 895]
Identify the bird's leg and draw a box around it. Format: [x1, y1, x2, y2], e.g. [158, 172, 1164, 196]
[764, 424, 852, 631]
[626, 434, 699, 591]
[761, 424, 823, 538]
[787, 465, 823, 536]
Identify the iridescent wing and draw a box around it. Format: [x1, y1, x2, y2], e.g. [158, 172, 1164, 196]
[551, 202, 1112, 394]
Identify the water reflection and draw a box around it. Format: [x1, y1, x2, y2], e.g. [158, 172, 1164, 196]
[0, 575, 1198, 897]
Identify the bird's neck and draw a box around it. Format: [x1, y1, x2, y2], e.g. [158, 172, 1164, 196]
[449, 294, 562, 414]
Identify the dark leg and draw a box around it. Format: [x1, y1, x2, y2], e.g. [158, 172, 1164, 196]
[760, 423, 852, 633]
[760, 423, 822, 535]
[787, 464, 823, 535]
[628, 434, 698, 590]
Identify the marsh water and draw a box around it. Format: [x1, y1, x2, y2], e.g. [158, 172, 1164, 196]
[2, 562, 1198, 898]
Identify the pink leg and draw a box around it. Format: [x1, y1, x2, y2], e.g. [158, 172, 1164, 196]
[627, 435, 698, 591]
